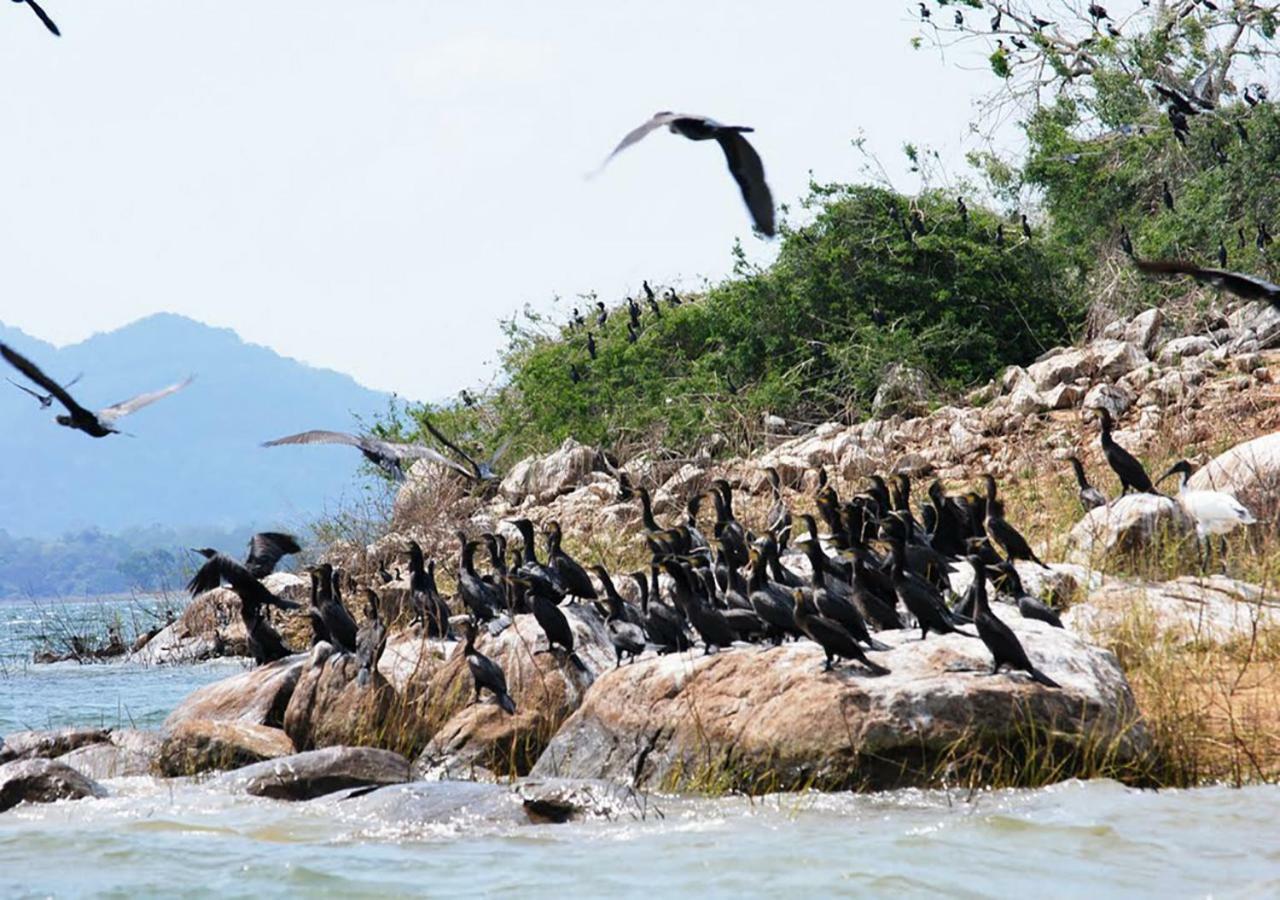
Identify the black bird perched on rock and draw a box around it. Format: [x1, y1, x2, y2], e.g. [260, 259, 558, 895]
[1133, 258, 1280, 309]
[514, 575, 588, 672]
[355, 589, 388, 687]
[309, 563, 358, 653]
[888, 534, 975, 641]
[983, 475, 1050, 570]
[243, 532, 302, 579]
[261, 429, 465, 483]
[664, 561, 736, 655]
[1066, 456, 1107, 511]
[1, 343, 192, 439]
[630, 570, 691, 654]
[991, 561, 1065, 629]
[407, 540, 453, 637]
[7, 371, 80, 408]
[1162, 180, 1175, 211]
[13, 0, 59, 35]
[791, 590, 889, 675]
[602, 587, 645, 667]
[456, 535, 503, 621]
[187, 551, 299, 665]
[463, 620, 516, 714]
[597, 111, 776, 237]
[967, 557, 1060, 687]
[764, 466, 792, 549]
[545, 520, 598, 603]
[1098, 407, 1156, 495]
[508, 518, 568, 601]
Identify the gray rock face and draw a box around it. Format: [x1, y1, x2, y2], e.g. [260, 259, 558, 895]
[1124, 308, 1163, 354]
[323, 780, 529, 827]
[1187, 430, 1280, 521]
[530, 625, 1145, 792]
[1083, 382, 1134, 418]
[1065, 575, 1279, 644]
[216, 746, 411, 800]
[1065, 494, 1197, 570]
[0, 727, 110, 764]
[872, 364, 931, 418]
[1026, 347, 1092, 391]
[0, 759, 107, 812]
[1157, 335, 1214, 365]
[514, 778, 642, 823]
[500, 438, 605, 504]
[164, 656, 304, 730]
[55, 743, 153, 780]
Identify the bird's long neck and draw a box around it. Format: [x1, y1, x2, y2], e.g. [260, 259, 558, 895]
[638, 490, 659, 532]
[1070, 458, 1089, 490]
[971, 564, 990, 615]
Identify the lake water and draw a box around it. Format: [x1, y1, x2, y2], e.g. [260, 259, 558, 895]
[3, 597, 1279, 898]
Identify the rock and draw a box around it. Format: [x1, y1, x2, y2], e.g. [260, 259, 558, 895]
[216, 746, 411, 800]
[1186, 431, 1280, 521]
[413, 608, 612, 780]
[1065, 576, 1280, 644]
[164, 656, 304, 729]
[156, 720, 295, 776]
[651, 464, 707, 515]
[1042, 383, 1083, 410]
[1065, 494, 1197, 570]
[1083, 383, 1134, 419]
[1092, 340, 1147, 380]
[1124, 308, 1163, 354]
[1026, 347, 1092, 391]
[1157, 335, 1214, 365]
[872, 363, 930, 419]
[322, 780, 531, 827]
[376, 630, 451, 696]
[999, 365, 1028, 394]
[0, 759, 107, 812]
[514, 777, 641, 823]
[1227, 302, 1280, 352]
[531, 629, 1146, 792]
[1008, 384, 1048, 416]
[500, 438, 604, 504]
[0, 727, 110, 764]
[283, 645, 409, 753]
[55, 743, 153, 780]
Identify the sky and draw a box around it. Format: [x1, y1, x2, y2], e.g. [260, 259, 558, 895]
[0, 1, 1011, 403]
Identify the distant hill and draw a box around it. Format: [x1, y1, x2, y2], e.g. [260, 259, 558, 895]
[0, 314, 395, 538]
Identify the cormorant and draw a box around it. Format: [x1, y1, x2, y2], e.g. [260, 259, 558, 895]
[13, 0, 58, 36]
[629, 571, 691, 654]
[1120, 226, 1134, 257]
[798, 540, 887, 651]
[1162, 180, 1175, 211]
[983, 475, 1050, 569]
[244, 532, 302, 578]
[1098, 407, 1157, 494]
[1030, 16, 1054, 29]
[508, 518, 568, 601]
[666, 288, 681, 306]
[456, 535, 503, 621]
[990, 561, 1064, 629]
[545, 520, 598, 602]
[569, 364, 583, 385]
[1134, 258, 1280, 308]
[791, 590, 889, 675]
[615, 471, 635, 503]
[1066, 455, 1107, 511]
[1088, 4, 1110, 22]
[917, 2, 930, 20]
[888, 535, 975, 640]
[1, 344, 192, 439]
[596, 301, 608, 326]
[643, 280, 656, 304]
[597, 111, 776, 237]
[355, 589, 388, 686]
[664, 561, 736, 654]
[990, 9, 1001, 31]
[418, 417, 512, 485]
[996, 223, 1005, 247]
[967, 557, 1060, 687]
[186, 552, 298, 665]
[1218, 239, 1228, 268]
[764, 466, 792, 549]
[708, 479, 749, 568]
[515, 575, 588, 672]
[957, 196, 968, 228]
[602, 588, 645, 667]
[463, 620, 516, 713]
[586, 332, 597, 360]
[407, 540, 453, 637]
[746, 548, 801, 645]
[7, 371, 80, 408]
[1010, 35, 1027, 50]
[627, 323, 639, 343]
[309, 563, 358, 653]
[953, 9, 963, 27]
[1021, 213, 1032, 239]
[262, 429, 467, 483]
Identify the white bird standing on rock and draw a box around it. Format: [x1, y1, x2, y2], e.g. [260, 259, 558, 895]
[1157, 459, 1256, 565]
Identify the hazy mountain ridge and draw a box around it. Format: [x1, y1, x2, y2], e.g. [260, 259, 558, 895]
[0, 313, 395, 538]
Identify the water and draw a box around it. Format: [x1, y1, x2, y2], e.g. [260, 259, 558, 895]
[3, 598, 1279, 898]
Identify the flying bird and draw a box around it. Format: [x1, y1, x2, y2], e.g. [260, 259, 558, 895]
[1, 343, 192, 438]
[14, 0, 59, 36]
[1133, 259, 1280, 308]
[261, 429, 470, 482]
[420, 417, 512, 484]
[7, 371, 80, 408]
[597, 111, 776, 237]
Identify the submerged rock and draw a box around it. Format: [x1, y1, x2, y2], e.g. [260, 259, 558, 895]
[217, 746, 411, 800]
[56, 743, 153, 781]
[0, 727, 110, 764]
[0, 759, 107, 812]
[531, 624, 1145, 792]
[157, 720, 295, 777]
[164, 656, 304, 730]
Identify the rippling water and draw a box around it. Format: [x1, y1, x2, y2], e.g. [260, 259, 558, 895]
[3, 598, 1279, 898]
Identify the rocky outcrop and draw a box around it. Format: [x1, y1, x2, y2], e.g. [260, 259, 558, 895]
[283, 644, 406, 753]
[0, 727, 110, 764]
[1186, 430, 1280, 521]
[1065, 494, 1197, 570]
[872, 364, 930, 418]
[1065, 575, 1280, 644]
[0, 759, 106, 811]
[56, 742, 153, 781]
[164, 656, 303, 729]
[216, 746, 410, 800]
[500, 438, 605, 504]
[531, 623, 1145, 792]
[156, 720, 295, 776]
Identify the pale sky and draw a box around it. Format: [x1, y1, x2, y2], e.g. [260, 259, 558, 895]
[0, 1, 1008, 402]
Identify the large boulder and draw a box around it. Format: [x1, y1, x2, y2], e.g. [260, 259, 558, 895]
[1026, 347, 1093, 391]
[530, 625, 1146, 792]
[1065, 494, 1197, 571]
[1064, 575, 1280, 644]
[0, 759, 106, 812]
[1186, 431, 1280, 522]
[872, 364, 930, 419]
[156, 720, 295, 776]
[0, 727, 110, 764]
[283, 644, 412, 754]
[164, 656, 304, 730]
[500, 438, 605, 505]
[412, 608, 612, 780]
[216, 746, 411, 800]
[56, 743, 153, 781]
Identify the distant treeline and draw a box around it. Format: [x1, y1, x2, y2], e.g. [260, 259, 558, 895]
[0, 525, 267, 599]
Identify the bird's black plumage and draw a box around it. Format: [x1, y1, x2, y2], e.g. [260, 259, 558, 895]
[244, 532, 301, 579]
[1098, 408, 1156, 495]
[968, 557, 1060, 687]
[1133, 258, 1280, 308]
[15, 0, 59, 36]
[463, 621, 516, 714]
[1067, 456, 1107, 511]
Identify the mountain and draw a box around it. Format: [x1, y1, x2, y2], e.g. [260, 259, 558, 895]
[0, 314, 395, 537]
